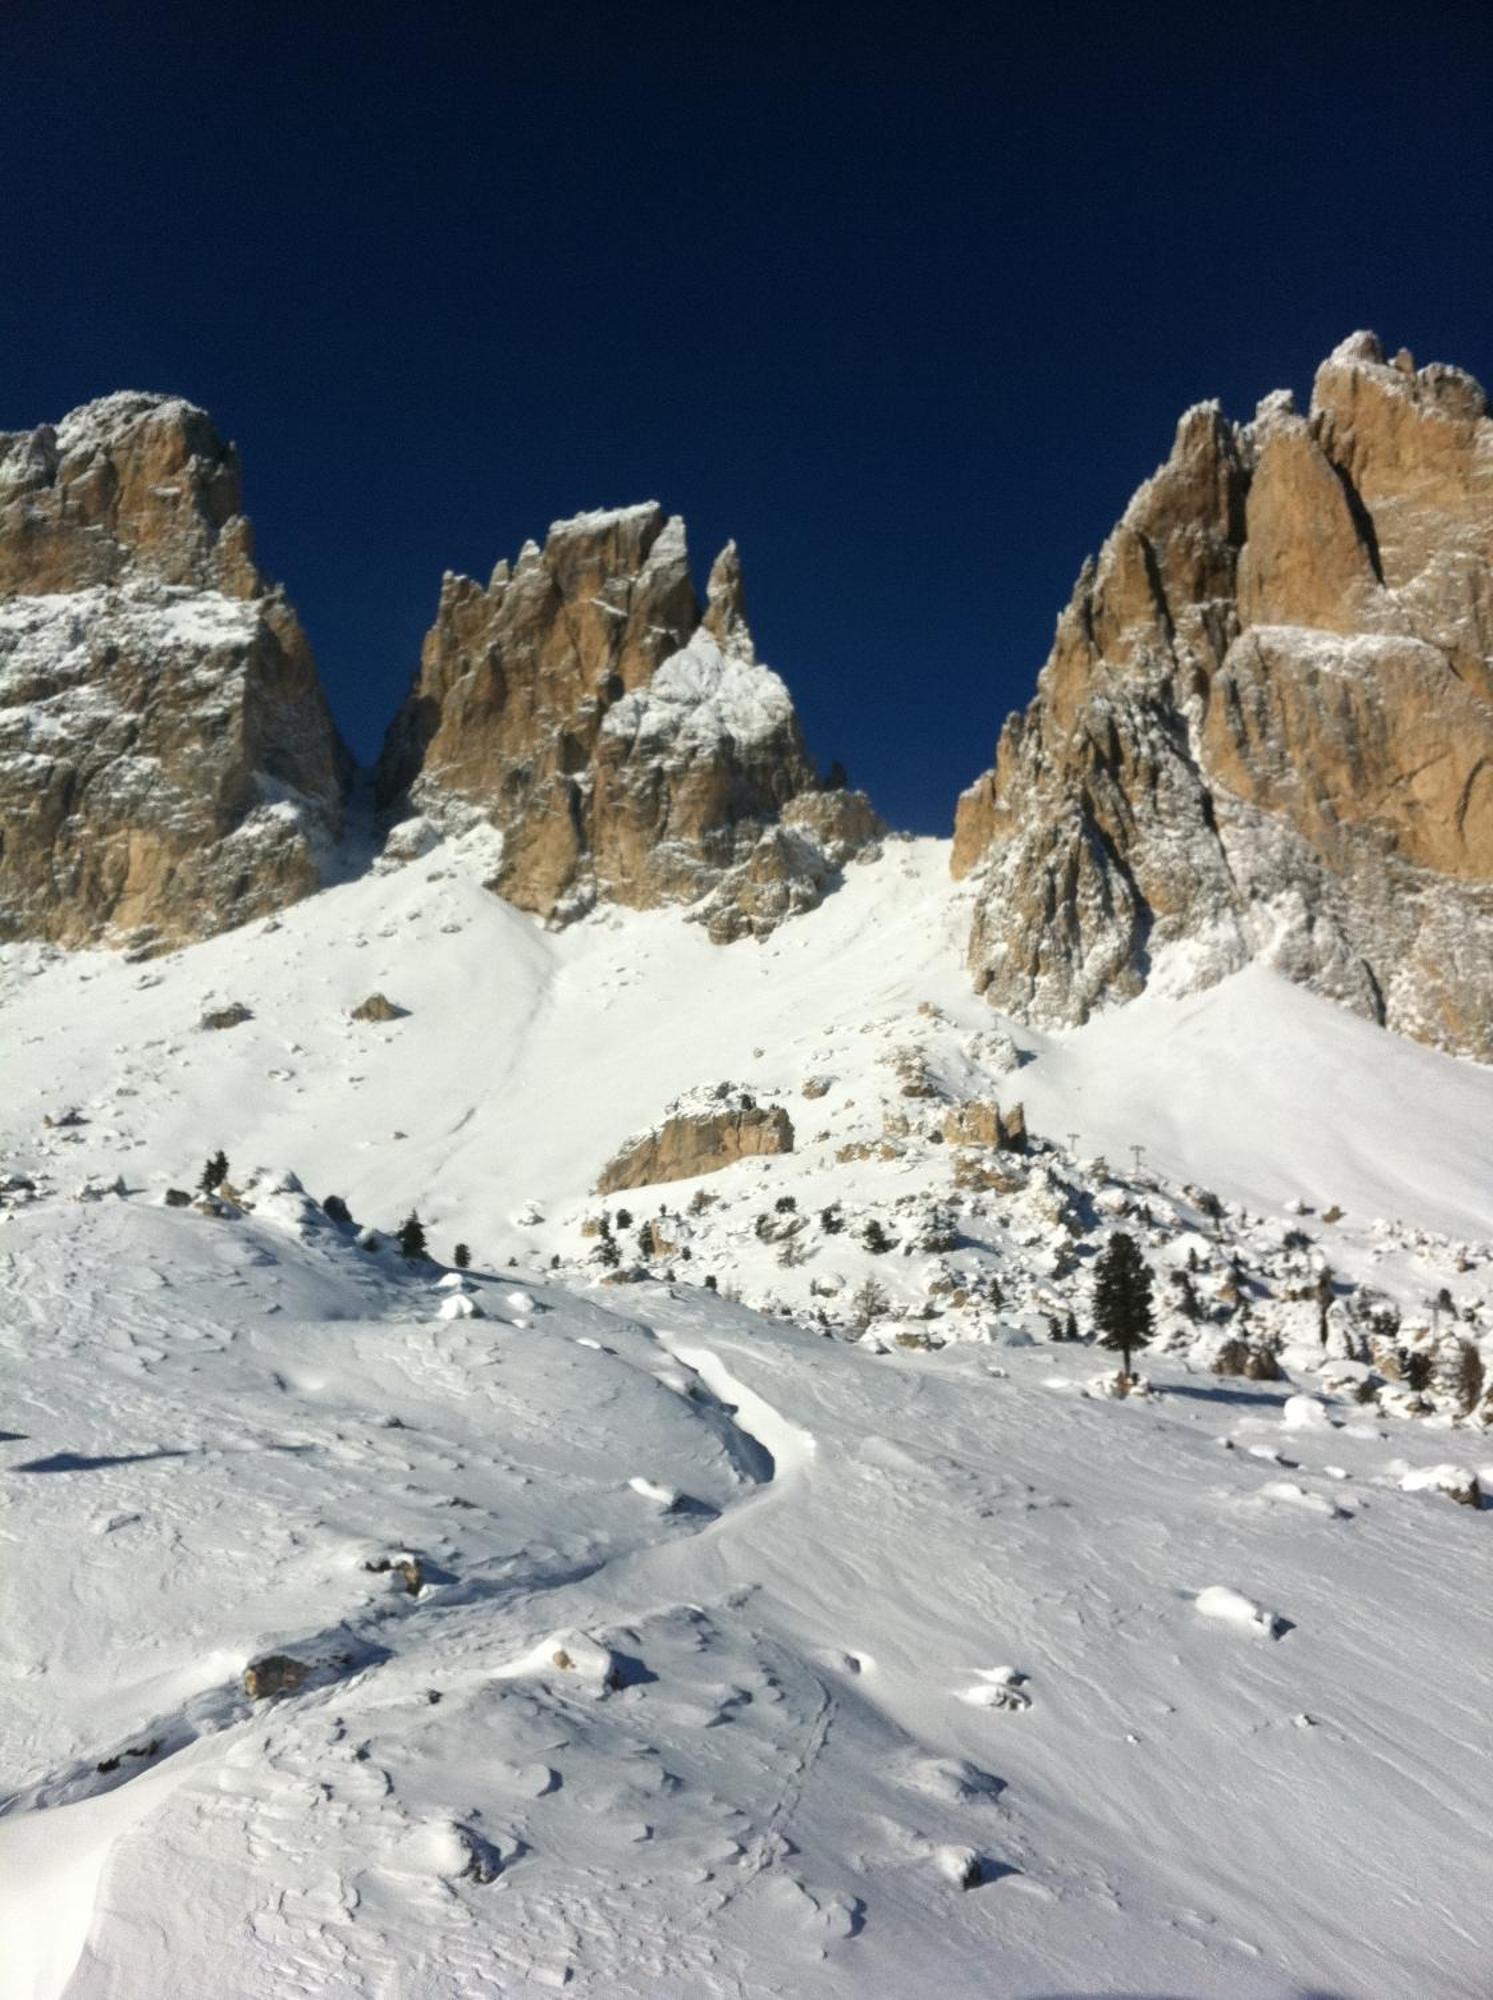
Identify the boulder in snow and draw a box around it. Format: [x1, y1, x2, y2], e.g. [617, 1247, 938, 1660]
[243, 1652, 311, 1699]
[1399, 1463, 1482, 1508]
[201, 1002, 252, 1031]
[1195, 1585, 1284, 1638]
[350, 992, 408, 1023]
[597, 1084, 793, 1193]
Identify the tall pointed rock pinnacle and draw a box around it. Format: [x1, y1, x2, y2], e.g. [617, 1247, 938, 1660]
[953, 333, 1493, 1060]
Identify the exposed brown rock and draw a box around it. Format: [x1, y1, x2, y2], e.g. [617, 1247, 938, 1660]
[243, 1652, 310, 1700]
[597, 1085, 794, 1193]
[0, 394, 348, 953]
[376, 505, 881, 934]
[955, 334, 1493, 1059]
[201, 1002, 252, 1031]
[942, 1099, 1027, 1151]
[350, 993, 408, 1023]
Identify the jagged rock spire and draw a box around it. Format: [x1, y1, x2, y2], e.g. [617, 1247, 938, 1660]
[954, 333, 1493, 1060]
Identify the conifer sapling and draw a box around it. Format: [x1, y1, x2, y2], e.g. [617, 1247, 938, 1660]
[1092, 1230, 1155, 1384]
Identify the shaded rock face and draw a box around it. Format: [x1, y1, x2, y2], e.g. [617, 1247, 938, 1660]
[377, 504, 880, 933]
[0, 394, 348, 952]
[955, 335, 1493, 1059]
[596, 1085, 794, 1194]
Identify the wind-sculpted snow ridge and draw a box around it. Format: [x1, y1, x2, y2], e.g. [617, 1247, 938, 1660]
[2, 827, 1492, 1996]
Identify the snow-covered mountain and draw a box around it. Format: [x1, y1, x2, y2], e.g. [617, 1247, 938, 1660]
[0, 394, 347, 952]
[2, 339, 1492, 1998]
[955, 332, 1493, 1060]
[2, 828, 1491, 1999]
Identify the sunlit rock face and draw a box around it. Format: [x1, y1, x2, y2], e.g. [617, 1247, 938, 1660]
[376, 503, 881, 935]
[0, 393, 348, 951]
[954, 334, 1493, 1060]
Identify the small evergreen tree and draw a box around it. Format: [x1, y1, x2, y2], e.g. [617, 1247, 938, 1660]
[849, 1276, 890, 1329]
[819, 1203, 845, 1235]
[1174, 1268, 1201, 1323]
[862, 1218, 894, 1255]
[1092, 1231, 1154, 1383]
[1064, 1308, 1079, 1342]
[615, 1208, 633, 1230]
[1399, 1344, 1432, 1393]
[453, 1242, 471, 1270]
[199, 1150, 229, 1194]
[397, 1211, 428, 1260]
[1314, 1265, 1335, 1344]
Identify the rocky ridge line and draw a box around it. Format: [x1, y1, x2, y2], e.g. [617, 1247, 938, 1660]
[953, 332, 1493, 1060]
[375, 502, 883, 940]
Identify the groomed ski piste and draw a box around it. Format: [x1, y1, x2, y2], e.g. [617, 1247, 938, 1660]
[2, 832, 1491, 1999]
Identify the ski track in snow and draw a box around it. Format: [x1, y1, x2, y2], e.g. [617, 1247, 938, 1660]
[1, 834, 1491, 1997]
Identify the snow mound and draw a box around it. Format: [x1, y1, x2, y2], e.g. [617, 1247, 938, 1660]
[1194, 1585, 1284, 1639]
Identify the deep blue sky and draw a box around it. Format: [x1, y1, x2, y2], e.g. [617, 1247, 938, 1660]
[2, 2, 1489, 831]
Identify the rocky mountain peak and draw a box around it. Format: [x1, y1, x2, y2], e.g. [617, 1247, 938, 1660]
[376, 505, 882, 936]
[0, 393, 347, 953]
[0, 390, 263, 599]
[954, 331, 1493, 1060]
[703, 539, 752, 654]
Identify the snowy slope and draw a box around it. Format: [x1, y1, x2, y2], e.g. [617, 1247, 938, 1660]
[2, 831, 1488, 1249]
[3, 832, 1492, 1998]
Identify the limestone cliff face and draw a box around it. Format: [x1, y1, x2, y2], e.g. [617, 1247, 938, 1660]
[954, 335, 1493, 1060]
[0, 394, 347, 950]
[376, 503, 881, 936]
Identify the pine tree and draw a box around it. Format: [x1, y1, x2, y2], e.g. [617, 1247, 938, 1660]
[453, 1242, 471, 1270]
[199, 1150, 229, 1194]
[1064, 1309, 1079, 1343]
[1092, 1231, 1154, 1383]
[397, 1211, 428, 1260]
[1399, 1344, 1432, 1393]
[1314, 1265, 1335, 1344]
[849, 1276, 890, 1329]
[862, 1218, 894, 1255]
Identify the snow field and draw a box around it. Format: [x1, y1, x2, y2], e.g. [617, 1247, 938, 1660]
[1, 827, 1491, 1996]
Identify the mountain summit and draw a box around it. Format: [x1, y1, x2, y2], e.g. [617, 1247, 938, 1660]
[953, 333, 1493, 1059]
[375, 502, 881, 938]
[0, 393, 348, 951]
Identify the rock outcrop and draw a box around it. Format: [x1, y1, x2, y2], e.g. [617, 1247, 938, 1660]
[954, 334, 1493, 1059]
[597, 1084, 794, 1193]
[942, 1100, 1027, 1151]
[0, 393, 347, 952]
[376, 503, 881, 936]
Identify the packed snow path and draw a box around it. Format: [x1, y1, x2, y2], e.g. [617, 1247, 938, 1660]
[3, 1195, 1492, 1997]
